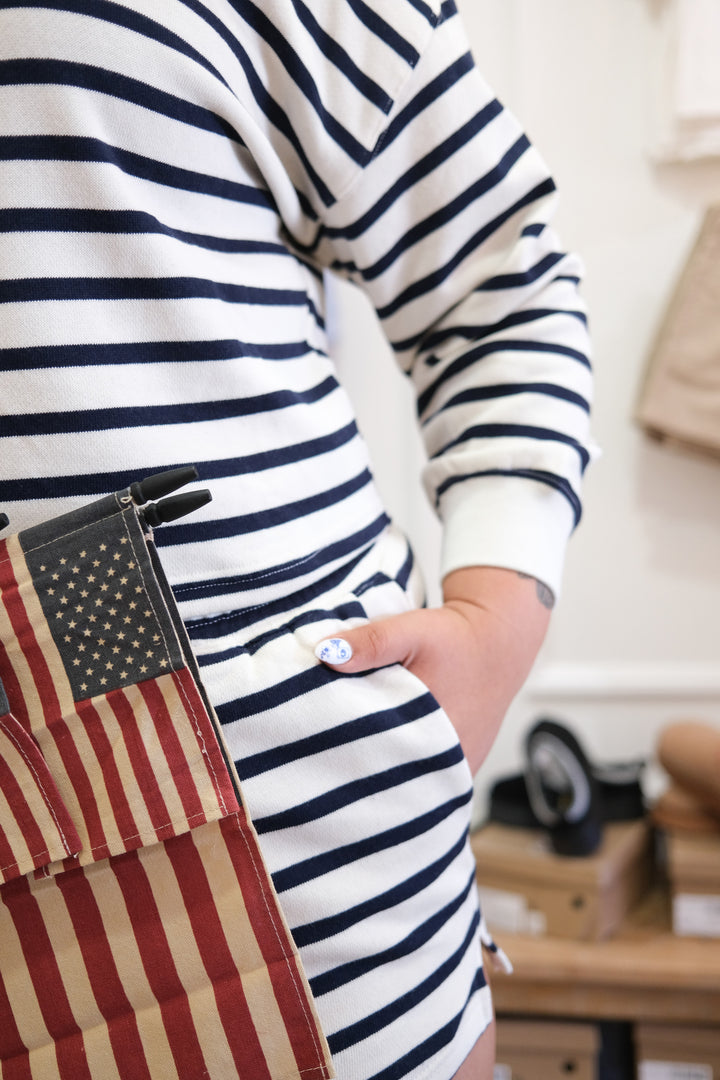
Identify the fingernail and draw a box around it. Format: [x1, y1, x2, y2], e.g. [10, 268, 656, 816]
[314, 637, 353, 664]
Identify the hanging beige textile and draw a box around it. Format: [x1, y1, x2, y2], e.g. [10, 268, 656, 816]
[636, 204, 720, 459]
[0, 471, 334, 1080]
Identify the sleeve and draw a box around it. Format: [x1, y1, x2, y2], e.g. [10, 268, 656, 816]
[312, 4, 596, 598]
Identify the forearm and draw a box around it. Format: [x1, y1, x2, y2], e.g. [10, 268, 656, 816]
[439, 565, 553, 770]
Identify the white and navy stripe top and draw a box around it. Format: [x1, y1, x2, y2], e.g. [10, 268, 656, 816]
[0, 0, 593, 621]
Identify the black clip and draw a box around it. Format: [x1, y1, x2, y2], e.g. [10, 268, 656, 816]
[128, 465, 212, 528]
[130, 465, 200, 505]
[143, 489, 212, 528]
[0, 513, 9, 533]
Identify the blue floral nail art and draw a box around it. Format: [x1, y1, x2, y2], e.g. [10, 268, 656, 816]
[314, 637, 353, 664]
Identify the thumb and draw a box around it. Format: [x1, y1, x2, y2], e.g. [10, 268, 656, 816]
[314, 611, 423, 673]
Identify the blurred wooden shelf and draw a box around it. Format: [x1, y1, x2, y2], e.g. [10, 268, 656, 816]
[489, 884, 720, 1025]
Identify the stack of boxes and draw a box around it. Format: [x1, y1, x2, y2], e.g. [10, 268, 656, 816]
[472, 818, 654, 944]
[640, 720, 720, 1077]
[470, 718, 720, 1079]
[472, 818, 652, 1080]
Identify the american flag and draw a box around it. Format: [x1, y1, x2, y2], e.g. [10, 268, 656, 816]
[0, 487, 333, 1080]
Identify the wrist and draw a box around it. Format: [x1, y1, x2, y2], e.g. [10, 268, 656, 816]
[441, 565, 553, 648]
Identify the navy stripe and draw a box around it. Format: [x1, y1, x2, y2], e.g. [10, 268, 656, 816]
[353, 542, 415, 598]
[272, 790, 473, 893]
[406, 0, 440, 26]
[0, 59, 242, 142]
[255, 745, 466, 834]
[311, 867, 475, 996]
[374, 51, 475, 154]
[0, 135, 273, 205]
[326, 100, 503, 243]
[219, 665, 342, 731]
[367, 966, 487, 1080]
[418, 339, 591, 415]
[522, 221, 545, 237]
[353, 572, 390, 598]
[158, 467, 373, 544]
[188, 540, 385, 642]
[479, 250, 565, 292]
[0, 274, 304, 307]
[173, 515, 385, 608]
[396, 545, 414, 591]
[0, 420, 358, 507]
[190, 419, 359, 479]
[436, 467, 583, 525]
[195, 601, 367, 667]
[351, 543, 414, 597]
[328, 906, 481, 1053]
[230, 691, 439, 778]
[426, 381, 590, 419]
[346, 0, 421, 65]
[360, 135, 530, 280]
[421, 307, 589, 353]
[392, 305, 587, 356]
[0, 377, 337, 438]
[433, 423, 591, 469]
[291, 828, 469, 947]
[179, 0, 337, 205]
[291, 0, 392, 112]
[0, 207, 285, 255]
[378, 179, 557, 322]
[0, 0, 228, 85]
[190, 563, 373, 646]
[235, 0, 373, 164]
[0, 338, 310, 371]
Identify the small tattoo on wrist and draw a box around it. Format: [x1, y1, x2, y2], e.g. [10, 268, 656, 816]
[517, 572, 555, 610]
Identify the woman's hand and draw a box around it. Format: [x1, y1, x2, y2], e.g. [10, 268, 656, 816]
[315, 566, 553, 776]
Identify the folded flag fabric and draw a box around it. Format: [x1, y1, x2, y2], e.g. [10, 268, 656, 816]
[0, 478, 333, 1080]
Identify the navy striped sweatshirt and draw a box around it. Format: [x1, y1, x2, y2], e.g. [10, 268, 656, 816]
[0, 0, 594, 619]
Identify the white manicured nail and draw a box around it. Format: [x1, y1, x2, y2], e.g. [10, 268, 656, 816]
[314, 637, 353, 664]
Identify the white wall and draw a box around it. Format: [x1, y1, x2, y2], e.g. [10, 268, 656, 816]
[329, 0, 720, 821]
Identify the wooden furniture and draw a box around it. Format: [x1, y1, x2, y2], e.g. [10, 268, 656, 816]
[488, 885, 720, 1026]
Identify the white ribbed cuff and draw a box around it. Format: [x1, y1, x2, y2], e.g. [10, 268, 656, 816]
[437, 474, 577, 601]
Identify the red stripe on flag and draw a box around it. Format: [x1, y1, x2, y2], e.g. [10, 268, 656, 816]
[0, 544, 38, 739]
[0, 713, 81, 881]
[105, 690, 172, 840]
[169, 667, 239, 814]
[0, 818, 20, 883]
[75, 698, 141, 852]
[49, 715, 112, 862]
[0, 662, 31, 752]
[1, 875, 93, 1080]
[55, 865, 153, 1080]
[218, 815, 331, 1078]
[164, 827, 273, 1079]
[111, 848, 208, 1078]
[0, 964, 32, 1080]
[137, 677, 206, 825]
[0, 740, 53, 877]
[0, 546, 109, 860]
